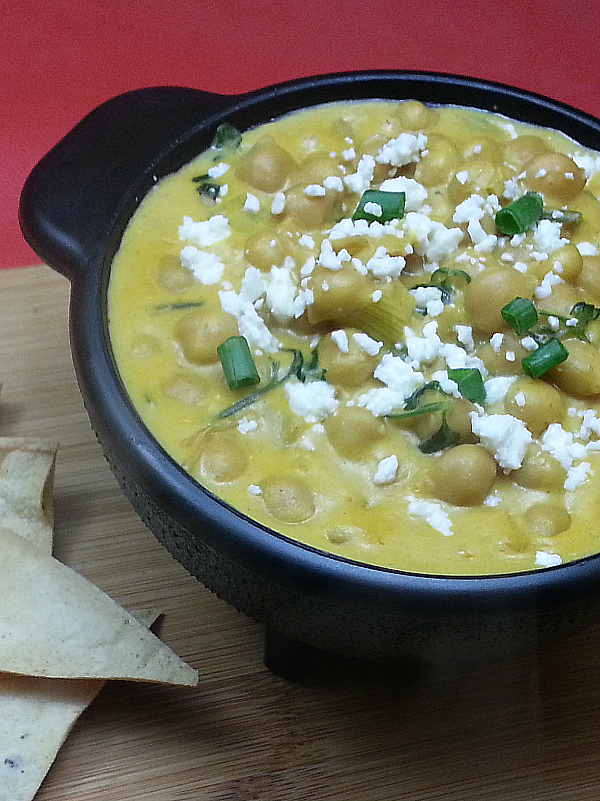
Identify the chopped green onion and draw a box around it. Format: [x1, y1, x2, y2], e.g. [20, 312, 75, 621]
[447, 368, 485, 405]
[211, 123, 242, 152]
[153, 301, 204, 313]
[352, 190, 406, 223]
[419, 417, 462, 454]
[495, 191, 544, 235]
[386, 400, 453, 420]
[192, 175, 221, 201]
[522, 338, 568, 379]
[540, 208, 582, 226]
[217, 336, 260, 390]
[430, 267, 471, 286]
[501, 297, 539, 335]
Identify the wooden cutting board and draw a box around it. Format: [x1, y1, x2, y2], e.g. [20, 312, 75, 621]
[2, 264, 600, 801]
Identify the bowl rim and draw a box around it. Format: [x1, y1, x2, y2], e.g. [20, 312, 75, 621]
[53, 70, 600, 611]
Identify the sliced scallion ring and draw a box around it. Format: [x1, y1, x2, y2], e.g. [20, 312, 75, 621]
[352, 190, 406, 223]
[495, 191, 544, 235]
[501, 297, 539, 336]
[217, 336, 260, 390]
[522, 338, 568, 379]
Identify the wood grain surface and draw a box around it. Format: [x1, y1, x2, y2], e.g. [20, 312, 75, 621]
[2, 265, 600, 801]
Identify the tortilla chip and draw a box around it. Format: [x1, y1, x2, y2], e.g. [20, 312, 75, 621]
[0, 527, 198, 686]
[0, 609, 159, 801]
[0, 438, 57, 553]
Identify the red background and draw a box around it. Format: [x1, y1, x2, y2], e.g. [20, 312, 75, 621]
[3, 0, 600, 268]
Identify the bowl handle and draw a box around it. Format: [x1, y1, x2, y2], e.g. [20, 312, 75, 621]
[19, 86, 233, 280]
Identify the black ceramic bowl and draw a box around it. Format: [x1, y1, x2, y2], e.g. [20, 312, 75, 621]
[19, 71, 600, 677]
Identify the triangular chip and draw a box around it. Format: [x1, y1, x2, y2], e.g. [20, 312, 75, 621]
[0, 438, 57, 553]
[0, 609, 159, 801]
[0, 528, 198, 686]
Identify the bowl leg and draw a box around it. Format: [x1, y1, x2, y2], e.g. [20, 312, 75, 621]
[263, 627, 318, 680]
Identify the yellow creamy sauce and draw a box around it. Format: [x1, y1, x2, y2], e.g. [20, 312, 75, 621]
[108, 100, 600, 575]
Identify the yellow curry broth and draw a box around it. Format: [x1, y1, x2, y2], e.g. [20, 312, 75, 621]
[109, 100, 600, 575]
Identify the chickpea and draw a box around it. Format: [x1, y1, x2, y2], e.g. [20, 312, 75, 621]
[504, 377, 563, 436]
[524, 153, 586, 202]
[319, 329, 379, 388]
[535, 281, 580, 318]
[324, 406, 385, 459]
[567, 191, 600, 242]
[503, 135, 551, 170]
[130, 334, 160, 359]
[462, 137, 502, 163]
[413, 398, 477, 444]
[429, 444, 497, 506]
[464, 268, 534, 335]
[244, 230, 288, 270]
[162, 373, 206, 405]
[326, 525, 369, 545]
[478, 331, 530, 376]
[524, 502, 571, 537]
[261, 475, 316, 523]
[512, 444, 566, 492]
[156, 254, 193, 292]
[175, 307, 238, 365]
[282, 185, 339, 230]
[236, 136, 296, 192]
[531, 243, 583, 283]
[293, 152, 343, 185]
[546, 338, 600, 398]
[576, 255, 600, 303]
[307, 266, 373, 326]
[201, 432, 248, 482]
[447, 160, 505, 206]
[413, 134, 458, 187]
[396, 100, 434, 130]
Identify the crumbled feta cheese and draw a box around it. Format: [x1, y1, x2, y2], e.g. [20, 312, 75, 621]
[404, 321, 442, 364]
[514, 390, 526, 407]
[406, 495, 453, 536]
[402, 212, 464, 262]
[535, 551, 562, 568]
[365, 246, 406, 278]
[207, 162, 230, 179]
[342, 146, 356, 161]
[409, 285, 446, 317]
[571, 152, 600, 180]
[358, 353, 425, 416]
[376, 132, 428, 166]
[238, 417, 258, 434]
[564, 461, 592, 491]
[490, 332, 504, 353]
[180, 245, 225, 284]
[247, 484, 262, 495]
[513, 261, 528, 273]
[372, 289, 383, 303]
[470, 412, 532, 471]
[243, 193, 261, 212]
[380, 176, 428, 212]
[179, 214, 231, 246]
[271, 192, 286, 214]
[454, 324, 474, 351]
[266, 266, 313, 319]
[363, 201, 383, 217]
[439, 342, 487, 374]
[285, 380, 338, 422]
[533, 219, 568, 253]
[344, 154, 376, 194]
[520, 336, 538, 351]
[374, 454, 399, 485]
[331, 329, 349, 353]
[304, 184, 326, 196]
[299, 234, 316, 249]
[577, 241, 599, 256]
[318, 239, 351, 270]
[535, 270, 564, 300]
[323, 175, 344, 192]
[456, 170, 469, 185]
[484, 376, 516, 405]
[503, 177, 522, 200]
[352, 332, 383, 356]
